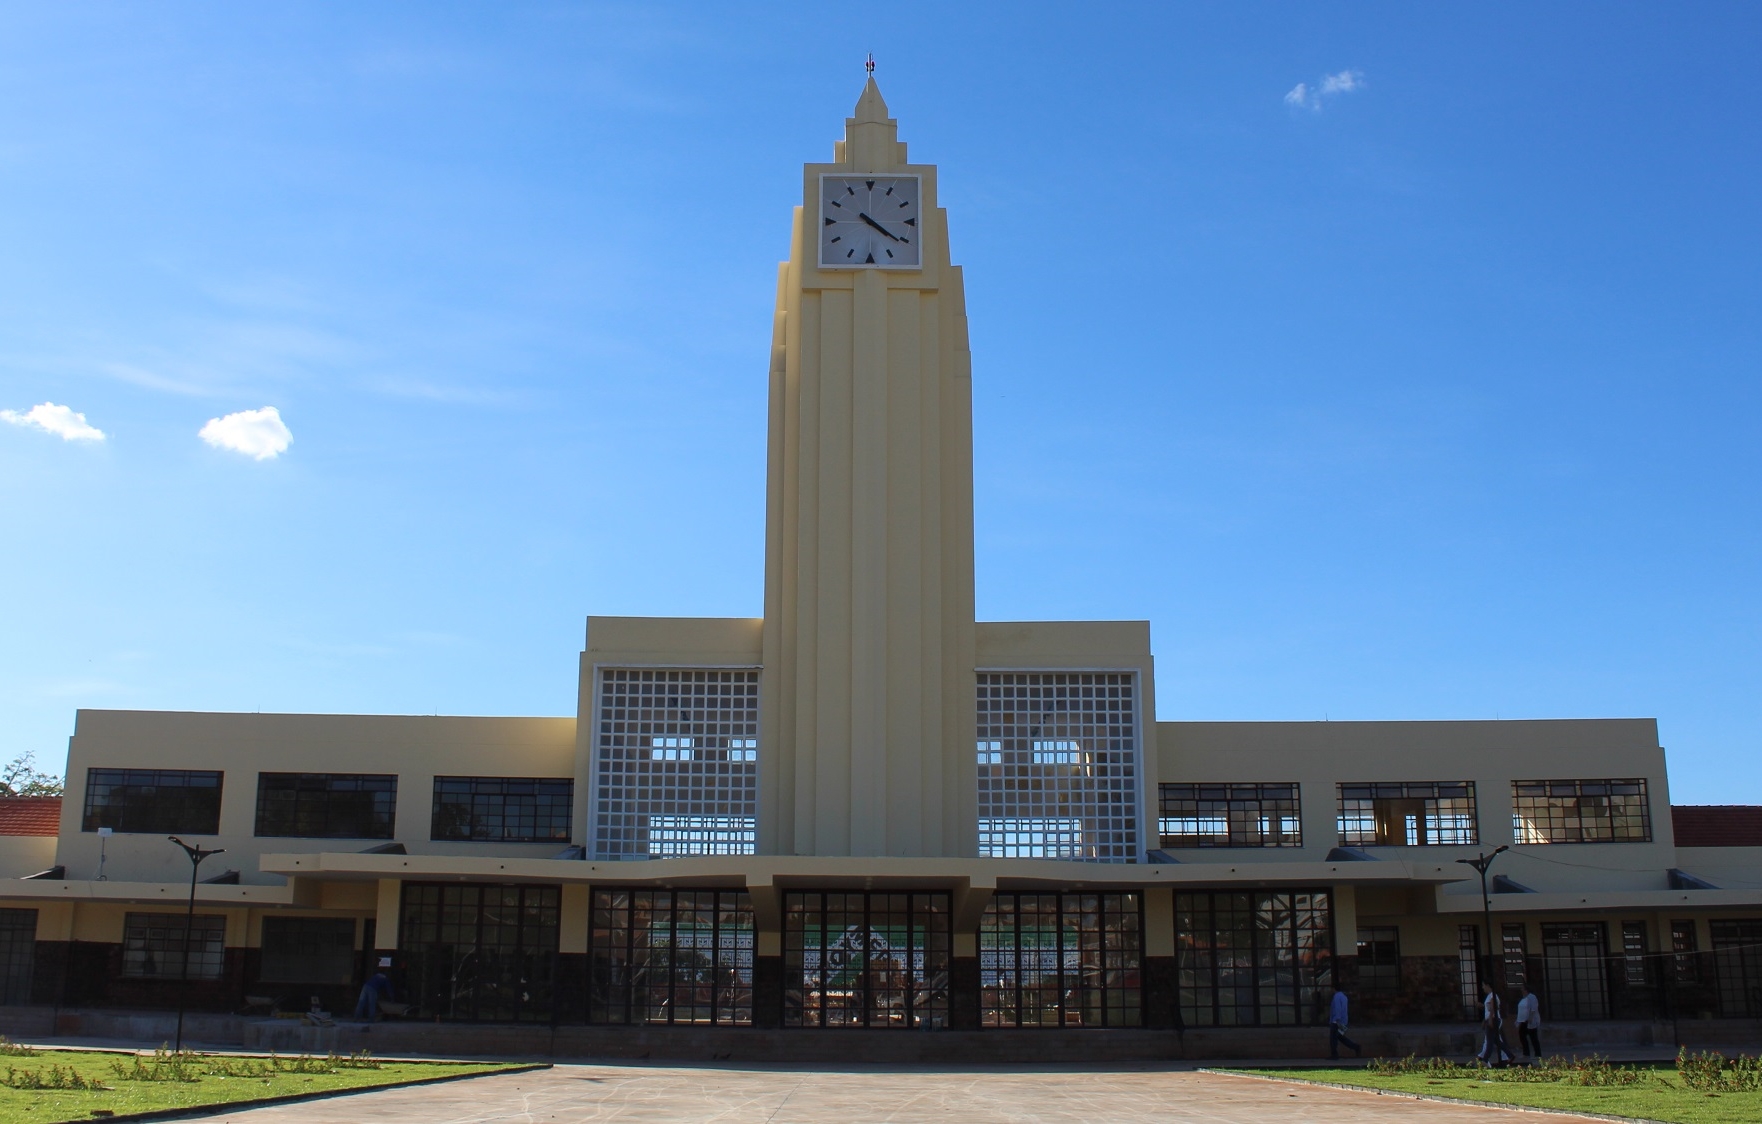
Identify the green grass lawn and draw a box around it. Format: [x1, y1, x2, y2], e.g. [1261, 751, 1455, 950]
[1229, 1064, 1762, 1124]
[0, 1045, 531, 1123]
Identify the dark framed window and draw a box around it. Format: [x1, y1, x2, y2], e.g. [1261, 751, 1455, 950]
[785, 891, 949, 1028]
[1158, 783, 1301, 848]
[1337, 781, 1477, 846]
[259, 917, 357, 984]
[123, 913, 225, 980]
[0, 910, 36, 1004]
[1457, 925, 1481, 1019]
[1670, 920, 1700, 984]
[1356, 926, 1400, 994]
[1502, 923, 1529, 992]
[255, 773, 396, 839]
[83, 769, 222, 835]
[1542, 922, 1610, 1020]
[981, 893, 1142, 1027]
[588, 889, 752, 1025]
[1621, 922, 1650, 986]
[1511, 779, 1651, 844]
[1710, 919, 1762, 1018]
[432, 777, 572, 843]
[1176, 891, 1332, 1027]
[400, 883, 560, 1023]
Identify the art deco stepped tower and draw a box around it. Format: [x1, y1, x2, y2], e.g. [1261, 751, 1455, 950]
[759, 78, 979, 859]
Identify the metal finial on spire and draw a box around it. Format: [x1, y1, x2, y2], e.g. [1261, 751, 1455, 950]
[865, 52, 875, 75]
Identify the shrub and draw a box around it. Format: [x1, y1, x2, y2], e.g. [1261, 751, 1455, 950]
[4, 1063, 107, 1090]
[0, 1036, 38, 1057]
[1678, 1047, 1762, 1093]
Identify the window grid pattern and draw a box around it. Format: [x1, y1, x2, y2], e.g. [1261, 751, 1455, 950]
[785, 892, 949, 1028]
[431, 777, 572, 843]
[1511, 779, 1651, 844]
[1710, 920, 1762, 1018]
[976, 673, 1139, 863]
[588, 890, 753, 1025]
[1337, 781, 1478, 846]
[1670, 920, 1700, 984]
[259, 917, 357, 984]
[593, 669, 759, 859]
[400, 883, 560, 1023]
[255, 773, 397, 839]
[83, 769, 222, 835]
[1502, 923, 1529, 992]
[1158, 783, 1302, 849]
[1621, 922, 1649, 986]
[0, 910, 35, 1005]
[980, 893, 1141, 1027]
[1458, 925, 1481, 1019]
[1176, 891, 1333, 1027]
[1542, 922, 1610, 1020]
[123, 913, 225, 980]
[1356, 926, 1400, 994]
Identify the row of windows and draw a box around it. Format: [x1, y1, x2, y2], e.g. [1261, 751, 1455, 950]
[82, 769, 573, 843]
[1157, 779, 1653, 849]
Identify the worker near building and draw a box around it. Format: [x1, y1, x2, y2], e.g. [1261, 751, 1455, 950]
[354, 958, 395, 1022]
[1327, 985, 1361, 1060]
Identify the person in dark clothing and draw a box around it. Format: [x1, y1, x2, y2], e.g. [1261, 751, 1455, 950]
[1328, 986, 1362, 1060]
[354, 959, 394, 1021]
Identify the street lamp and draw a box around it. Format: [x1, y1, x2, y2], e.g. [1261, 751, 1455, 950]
[167, 836, 225, 1054]
[1455, 845, 1511, 997]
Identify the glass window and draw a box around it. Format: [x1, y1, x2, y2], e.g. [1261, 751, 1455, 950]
[1336, 782, 1477, 846]
[259, 917, 357, 984]
[431, 777, 572, 843]
[0, 909, 36, 1005]
[1543, 922, 1610, 1019]
[400, 882, 560, 1022]
[1158, 783, 1302, 848]
[1621, 921, 1649, 987]
[982, 893, 1141, 1027]
[82, 769, 222, 835]
[976, 672, 1141, 863]
[1458, 925, 1480, 1019]
[1176, 891, 1332, 1026]
[592, 669, 759, 859]
[1511, 779, 1651, 843]
[1710, 919, 1762, 1018]
[785, 891, 949, 1028]
[1670, 920, 1699, 984]
[255, 773, 396, 839]
[1502, 923, 1529, 992]
[123, 913, 225, 980]
[589, 889, 753, 1025]
[1356, 926, 1400, 994]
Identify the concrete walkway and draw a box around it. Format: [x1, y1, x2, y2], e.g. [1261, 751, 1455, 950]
[174, 1063, 1612, 1123]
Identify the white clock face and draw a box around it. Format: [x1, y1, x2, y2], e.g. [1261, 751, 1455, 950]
[818, 175, 921, 269]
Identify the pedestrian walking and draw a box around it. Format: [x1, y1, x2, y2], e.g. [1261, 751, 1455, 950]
[1477, 982, 1512, 1066]
[1515, 981, 1542, 1058]
[1328, 984, 1362, 1060]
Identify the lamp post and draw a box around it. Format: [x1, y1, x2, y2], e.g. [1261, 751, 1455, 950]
[1455, 845, 1510, 997]
[167, 836, 224, 1054]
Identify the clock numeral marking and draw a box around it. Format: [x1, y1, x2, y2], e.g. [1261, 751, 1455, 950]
[900, 238, 910, 245]
[830, 236, 841, 243]
[865, 180, 874, 190]
[824, 217, 835, 226]
[847, 249, 856, 259]
[904, 217, 916, 226]
[899, 200, 909, 208]
[865, 253, 875, 263]
[846, 186, 856, 196]
[885, 186, 893, 196]
[830, 199, 842, 208]
[885, 248, 894, 259]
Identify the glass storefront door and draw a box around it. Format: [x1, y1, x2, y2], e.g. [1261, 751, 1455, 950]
[784, 892, 949, 1028]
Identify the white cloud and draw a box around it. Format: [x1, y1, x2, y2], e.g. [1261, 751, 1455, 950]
[1, 402, 106, 442]
[199, 406, 292, 460]
[1285, 69, 1365, 111]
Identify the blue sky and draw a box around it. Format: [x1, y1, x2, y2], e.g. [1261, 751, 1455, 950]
[1, 4, 1757, 803]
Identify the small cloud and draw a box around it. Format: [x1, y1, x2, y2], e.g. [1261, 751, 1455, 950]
[1284, 69, 1365, 111]
[1, 402, 106, 442]
[199, 406, 292, 460]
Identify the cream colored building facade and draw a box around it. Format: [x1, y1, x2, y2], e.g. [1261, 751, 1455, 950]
[2, 81, 1758, 1036]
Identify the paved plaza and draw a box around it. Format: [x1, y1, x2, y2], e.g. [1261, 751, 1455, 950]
[177, 1063, 1607, 1123]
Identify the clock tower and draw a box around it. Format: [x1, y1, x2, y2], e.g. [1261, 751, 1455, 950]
[760, 77, 978, 858]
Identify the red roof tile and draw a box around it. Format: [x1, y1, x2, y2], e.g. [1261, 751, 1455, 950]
[1673, 805, 1762, 848]
[0, 797, 61, 837]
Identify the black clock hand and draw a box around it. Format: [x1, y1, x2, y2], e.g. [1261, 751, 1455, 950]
[858, 212, 902, 241]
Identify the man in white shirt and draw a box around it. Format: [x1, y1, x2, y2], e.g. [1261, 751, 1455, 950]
[1515, 982, 1542, 1058]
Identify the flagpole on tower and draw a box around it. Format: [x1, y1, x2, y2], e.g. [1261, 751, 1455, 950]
[866, 52, 875, 75]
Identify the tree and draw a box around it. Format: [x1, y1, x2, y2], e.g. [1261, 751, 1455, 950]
[1, 752, 64, 797]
